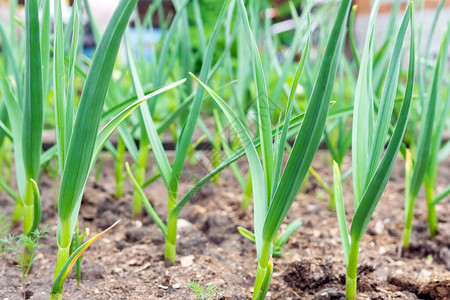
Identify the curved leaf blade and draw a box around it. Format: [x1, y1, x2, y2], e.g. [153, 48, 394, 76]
[51, 220, 121, 295]
[263, 0, 352, 244]
[57, 0, 139, 248]
[22, 0, 43, 181]
[190, 72, 267, 258]
[350, 4, 415, 241]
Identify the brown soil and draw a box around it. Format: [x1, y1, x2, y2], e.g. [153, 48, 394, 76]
[0, 150, 449, 300]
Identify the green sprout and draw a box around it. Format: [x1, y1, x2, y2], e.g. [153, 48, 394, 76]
[186, 281, 222, 300]
[0, 226, 48, 299]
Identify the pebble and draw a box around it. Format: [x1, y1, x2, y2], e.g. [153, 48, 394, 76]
[172, 284, 181, 289]
[177, 219, 193, 230]
[113, 267, 124, 277]
[378, 246, 387, 255]
[374, 221, 384, 235]
[180, 255, 195, 267]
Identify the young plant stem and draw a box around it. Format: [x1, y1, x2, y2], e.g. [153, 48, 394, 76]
[12, 197, 22, 224]
[23, 181, 33, 234]
[255, 258, 273, 300]
[54, 219, 72, 280]
[54, 243, 70, 274]
[252, 240, 271, 299]
[49, 292, 63, 300]
[403, 193, 414, 248]
[115, 137, 125, 198]
[346, 239, 360, 300]
[402, 149, 413, 248]
[425, 182, 437, 237]
[164, 200, 178, 267]
[22, 181, 34, 269]
[132, 134, 149, 218]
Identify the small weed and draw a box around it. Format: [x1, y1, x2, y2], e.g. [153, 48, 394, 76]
[0, 212, 11, 257]
[0, 226, 48, 298]
[0, 212, 11, 274]
[186, 281, 222, 300]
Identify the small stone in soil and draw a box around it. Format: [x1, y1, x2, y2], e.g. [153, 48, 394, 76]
[177, 219, 194, 230]
[113, 267, 124, 277]
[180, 255, 195, 267]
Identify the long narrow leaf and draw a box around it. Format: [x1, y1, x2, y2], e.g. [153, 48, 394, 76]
[432, 185, 450, 206]
[272, 33, 310, 195]
[23, 0, 43, 181]
[28, 179, 41, 233]
[350, 4, 415, 241]
[237, 0, 274, 200]
[263, 0, 352, 244]
[54, 0, 67, 172]
[425, 25, 450, 185]
[125, 32, 173, 188]
[0, 19, 21, 102]
[169, 0, 231, 199]
[409, 25, 450, 201]
[352, 0, 380, 203]
[190, 72, 267, 258]
[366, 4, 411, 183]
[125, 163, 167, 235]
[333, 161, 349, 263]
[65, 0, 81, 157]
[57, 0, 139, 244]
[51, 220, 121, 295]
[0, 69, 26, 199]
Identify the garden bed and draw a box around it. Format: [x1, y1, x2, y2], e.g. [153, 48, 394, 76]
[1, 150, 449, 299]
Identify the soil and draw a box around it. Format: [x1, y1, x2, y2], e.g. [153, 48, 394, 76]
[0, 150, 449, 300]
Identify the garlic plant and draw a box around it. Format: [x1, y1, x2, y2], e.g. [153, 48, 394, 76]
[333, 2, 415, 299]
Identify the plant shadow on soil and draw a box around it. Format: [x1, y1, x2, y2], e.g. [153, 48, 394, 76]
[0, 150, 449, 299]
